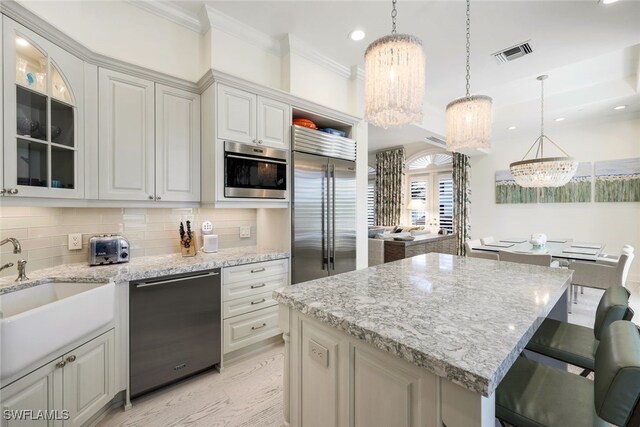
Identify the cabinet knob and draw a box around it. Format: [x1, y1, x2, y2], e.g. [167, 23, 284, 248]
[148, 195, 154, 200]
[8, 188, 18, 195]
[257, 140, 263, 145]
[66, 355, 77, 363]
[0, 189, 5, 195]
[56, 361, 66, 369]
[156, 196, 161, 201]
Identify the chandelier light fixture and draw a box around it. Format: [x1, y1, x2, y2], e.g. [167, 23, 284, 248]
[509, 75, 578, 188]
[445, 0, 493, 153]
[365, 0, 425, 129]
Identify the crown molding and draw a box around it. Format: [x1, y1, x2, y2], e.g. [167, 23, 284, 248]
[201, 5, 280, 55]
[126, 0, 203, 34]
[282, 34, 354, 79]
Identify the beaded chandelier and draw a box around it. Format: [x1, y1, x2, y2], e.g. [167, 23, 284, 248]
[445, 0, 493, 152]
[509, 75, 577, 187]
[365, 0, 425, 129]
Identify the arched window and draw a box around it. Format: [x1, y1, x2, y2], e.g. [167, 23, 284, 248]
[406, 153, 452, 170]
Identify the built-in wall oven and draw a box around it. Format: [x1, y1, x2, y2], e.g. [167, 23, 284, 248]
[224, 141, 288, 199]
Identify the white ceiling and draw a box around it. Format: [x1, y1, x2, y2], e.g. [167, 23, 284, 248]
[167, 0, 640, 152]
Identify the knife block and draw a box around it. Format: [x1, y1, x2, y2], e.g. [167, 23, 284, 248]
[180, 234, 197, 257]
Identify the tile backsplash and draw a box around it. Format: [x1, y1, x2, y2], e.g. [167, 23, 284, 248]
[0, 207, 257, 277]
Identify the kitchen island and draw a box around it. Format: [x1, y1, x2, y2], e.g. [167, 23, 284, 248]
[273, 253, 572, 427]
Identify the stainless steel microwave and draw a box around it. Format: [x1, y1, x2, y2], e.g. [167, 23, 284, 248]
[224, 141, 288, 199]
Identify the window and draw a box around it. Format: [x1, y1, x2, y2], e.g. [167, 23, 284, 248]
[438, 175, 453, 233]
[410, 179, 427, 225]
[367, 166, 376, 226]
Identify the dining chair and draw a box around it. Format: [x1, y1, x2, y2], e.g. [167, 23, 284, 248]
[480, 236, 495, 245]
[526, 285, 633, 376]
[498, 251, 558, 267]
[569, 247, 635, 304]
[496, 320, 640, 427]
[464, 239, 500, 260]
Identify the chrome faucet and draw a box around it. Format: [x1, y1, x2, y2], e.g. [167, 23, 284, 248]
[15, 260, 29, 282]
[1, 237, 22, 254]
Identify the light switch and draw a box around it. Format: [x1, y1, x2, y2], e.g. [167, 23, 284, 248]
[240, 226, 251, 238]
[309, 339, 329, 368]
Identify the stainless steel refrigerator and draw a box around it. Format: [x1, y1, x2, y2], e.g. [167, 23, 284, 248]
[291, 125, 357, 284]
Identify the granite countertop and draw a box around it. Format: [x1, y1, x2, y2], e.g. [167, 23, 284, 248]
[273, 253, 572, 396]
[0, 247, 289, 295]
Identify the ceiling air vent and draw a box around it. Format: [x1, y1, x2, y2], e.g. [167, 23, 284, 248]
[492, 41, 533, 63]
[426, 136, 446, 147]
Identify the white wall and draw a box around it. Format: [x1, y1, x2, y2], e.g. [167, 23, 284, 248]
[17, 0, 206, 81]
[470, 117, 640, 282]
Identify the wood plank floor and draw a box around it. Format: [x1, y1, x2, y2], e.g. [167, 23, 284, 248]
[98, 344, 284, 427]
[98, 282, 640, 427]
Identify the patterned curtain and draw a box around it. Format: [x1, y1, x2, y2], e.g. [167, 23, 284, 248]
[375, 148, 405, 226]
[453, 153, 471, 255]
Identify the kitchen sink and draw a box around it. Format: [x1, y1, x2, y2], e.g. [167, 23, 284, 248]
[0, 282, 115, 382]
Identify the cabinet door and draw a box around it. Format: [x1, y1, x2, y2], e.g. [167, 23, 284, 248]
[98, 68, 154, 200]
[216, 84, 255, 144]
[155, 84, 200, 202]
[2, 17, 85, 199]
[62, 330, 114, 427]
[256, 97, 290, 149]
[0, 358, 63, 427]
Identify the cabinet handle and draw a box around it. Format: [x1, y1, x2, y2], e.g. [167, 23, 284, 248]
[66, 355, 76, 363]
[156, 196, 162, 200]
[0, 189, 5, 195]
[56, 361, 66, 369]
[148, 195, 154, 200]
[250, 298, 266, 305]
[250, 283, 266, 289]
[251, 323, 267, 331]
[250, 267, 266, 273]
[8, 188, 18, 195]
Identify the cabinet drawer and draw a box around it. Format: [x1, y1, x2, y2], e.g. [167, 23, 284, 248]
[223, 258, 288, 285]
[223, 306, 280, 354]
[223, 291, 277, 319]
[223, 274, 287, 302]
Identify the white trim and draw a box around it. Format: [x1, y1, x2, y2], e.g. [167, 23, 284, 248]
[126, 0, 203, 34]
[282, 34, 352, 79]
[202, 5, 281, 55]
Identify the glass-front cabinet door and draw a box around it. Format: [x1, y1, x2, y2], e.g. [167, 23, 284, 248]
[2, 17, 84, 198]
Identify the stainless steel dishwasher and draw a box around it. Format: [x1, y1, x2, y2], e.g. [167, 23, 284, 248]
[130, 269, 221, 398]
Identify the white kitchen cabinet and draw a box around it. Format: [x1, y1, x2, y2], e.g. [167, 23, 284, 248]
[0, 358, 63, 427]
[98, 68, 155, 201]
[62, 329, 115, 427]
[155, 84, 200, 202]
[217, 84, 290, 149]
[2, 16, 85, 199]
[99, 70, 200, 202]
[0, 330, 115, 427]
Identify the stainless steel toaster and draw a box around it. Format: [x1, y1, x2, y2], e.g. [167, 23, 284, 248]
[89, 235, 130, 266]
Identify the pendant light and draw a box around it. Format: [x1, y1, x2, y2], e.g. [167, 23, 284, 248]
[445, 0, 493, 152]
[365, 0, 425, 129]
[509, 75, 577, 187]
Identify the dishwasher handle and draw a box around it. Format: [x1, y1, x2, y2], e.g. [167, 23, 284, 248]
[135, 270, 219, 288]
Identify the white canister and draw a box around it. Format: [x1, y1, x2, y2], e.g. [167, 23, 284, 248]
[202, 234, 219, 253]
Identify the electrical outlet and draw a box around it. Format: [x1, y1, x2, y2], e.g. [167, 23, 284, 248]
[202, 220, 213, 235]
[239, 226, 251, 238]
[68, 233, 82, 250]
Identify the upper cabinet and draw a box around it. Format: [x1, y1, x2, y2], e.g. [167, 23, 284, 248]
[98, 68, 200, 202]
[2, 17, 85, 198]
[217, 84, 290, 150]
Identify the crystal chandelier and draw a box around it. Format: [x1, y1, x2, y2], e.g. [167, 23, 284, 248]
[445, 0, 493, 153]
[365, 0, 425, 129]
[510, 75, 577, 188]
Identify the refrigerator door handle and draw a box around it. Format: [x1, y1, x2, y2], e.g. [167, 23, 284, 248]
[330, 163, 337, 270]
[322, 164, 328, 270]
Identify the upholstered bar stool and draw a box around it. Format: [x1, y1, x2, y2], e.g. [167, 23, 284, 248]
[526, 285, 633, 376]
[496, 320, 640, 427]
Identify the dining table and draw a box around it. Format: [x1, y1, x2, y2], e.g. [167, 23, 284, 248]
[472, 237, 604, 262]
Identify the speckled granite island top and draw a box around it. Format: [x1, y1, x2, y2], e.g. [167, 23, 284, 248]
[0, 246, 288, 295]
[273, 253, 572, 396]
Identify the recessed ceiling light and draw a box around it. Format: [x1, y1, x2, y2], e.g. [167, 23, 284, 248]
[508, 126, 517, 130]
[613, 105, 627, 110]
[555, 117, 565, 122]
[601, 0, 619, 4]
[348, 29, 366, 41]
[16, 37, 29, 47]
